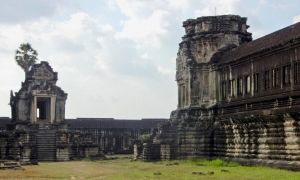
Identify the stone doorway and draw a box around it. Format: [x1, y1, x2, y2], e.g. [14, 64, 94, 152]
[36, 97, 51, 123]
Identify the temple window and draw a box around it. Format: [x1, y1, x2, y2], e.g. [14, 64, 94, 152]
[294, 63, 300, 83]
[221, 81, 226, 99]
[263, 70, 270, 89]
[272, 68, 279, 88]
[220, 71, 227, 99]
[237, 77, 243, 95]
[283, 65, 291, 85]
[253, 73, 260, 92]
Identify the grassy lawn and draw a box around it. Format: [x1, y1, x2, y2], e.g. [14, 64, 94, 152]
[1, 156, 300, 180]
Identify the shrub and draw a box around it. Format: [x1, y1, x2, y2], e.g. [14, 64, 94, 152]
[186, 158, 240, 167]
[206, 159, 228, 167]
[139, 134, 150, 140]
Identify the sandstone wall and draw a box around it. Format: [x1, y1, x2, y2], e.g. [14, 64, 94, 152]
[143, 15, 300, 170]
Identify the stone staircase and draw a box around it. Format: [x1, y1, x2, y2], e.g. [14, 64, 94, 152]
[0, 161, 22, 170]
[36, 128, 56, 161]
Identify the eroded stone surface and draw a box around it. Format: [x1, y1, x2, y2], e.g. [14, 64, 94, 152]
[0, 62, 99, 162]
[143, 15, 300, 170]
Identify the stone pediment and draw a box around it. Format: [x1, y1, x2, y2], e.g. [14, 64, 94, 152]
[26, 61, 58, 81]
[33, 65, 54, 80]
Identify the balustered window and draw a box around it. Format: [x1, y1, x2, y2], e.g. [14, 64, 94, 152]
[294, 63, 300, 83]
[230, 79, 236, 97]
[272, 68, 279, 88]
[264, 70, 270, 89]
[253, 73, 260, 92]
[237, 77, 243, 95]
[283, 65, 291, 85]
[221, 81, 226, 99]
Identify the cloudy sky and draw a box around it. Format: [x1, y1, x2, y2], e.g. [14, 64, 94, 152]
[0, 0, 300, 119]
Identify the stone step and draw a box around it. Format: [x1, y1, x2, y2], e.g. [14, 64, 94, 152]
[36, 131, 57, 161]
[4, 161, 18, 166]
[0, 165, 21, 170]
[37, 141, 55, 144]
[37, 132, 56, 134]
[36, 134, 56, 137]
[37, 149, 56, 151]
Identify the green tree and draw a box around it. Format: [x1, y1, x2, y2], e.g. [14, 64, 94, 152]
[15, 43, 38, 73]
[139, 134, 150, 141]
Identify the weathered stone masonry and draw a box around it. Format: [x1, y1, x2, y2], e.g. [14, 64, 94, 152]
[143, 15, 300, 170]
[0, 117, 162, 161]
[0, 62, 163, 162]
[66, 118, 164, 154]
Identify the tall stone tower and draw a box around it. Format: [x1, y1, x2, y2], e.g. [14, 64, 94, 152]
[143, 15, 252, 161]
[176, 15, 252, 109]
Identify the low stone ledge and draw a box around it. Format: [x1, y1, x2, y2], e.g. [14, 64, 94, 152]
[219, 157, 300, 171]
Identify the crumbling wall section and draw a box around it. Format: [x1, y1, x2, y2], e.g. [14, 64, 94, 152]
[144, 15, 300, 170]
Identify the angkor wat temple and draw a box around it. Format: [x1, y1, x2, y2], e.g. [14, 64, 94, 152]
[0, 61, 163, 163]
[2, 14, 300, 170]
[141, 15, 300, 170]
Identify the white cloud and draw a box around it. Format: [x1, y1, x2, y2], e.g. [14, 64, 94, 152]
[0, 0, 59, 23]
[141, 53, 153, 59]
[108, 0, 166, 18]
[114, 9, 170, 48]
[195, 0, 241, 17]
[251, 29, 267, 39]
[195, 7, 212, 16]
[293, 15, 300, 24]
[167, 0, 190, 10]
[259, 0, 267, 4]
[271, 3, 295, 10]
[157, 66, 174, 75]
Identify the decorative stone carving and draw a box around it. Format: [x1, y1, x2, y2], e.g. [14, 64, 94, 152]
[142, 15, 300, 170]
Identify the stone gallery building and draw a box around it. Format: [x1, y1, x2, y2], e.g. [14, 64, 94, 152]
[2, 14, 300, 170]
[141, 15, 300, 170]
[0, 61, 163, 162]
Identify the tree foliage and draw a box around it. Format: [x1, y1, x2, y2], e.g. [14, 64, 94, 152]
[15, 43, 38, 72]
[139, 134, 150, 141]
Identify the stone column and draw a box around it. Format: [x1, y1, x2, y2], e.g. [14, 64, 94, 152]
[30, 96, 37, 123]
[50, 96, 56, 123]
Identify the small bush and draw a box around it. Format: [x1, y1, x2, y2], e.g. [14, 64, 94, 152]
[139, 134, 150, 140]
[186, 158, 240, 167]
[207, 159, 228, 167]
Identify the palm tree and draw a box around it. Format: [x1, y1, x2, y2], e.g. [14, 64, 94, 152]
[15, 43, 38, 73]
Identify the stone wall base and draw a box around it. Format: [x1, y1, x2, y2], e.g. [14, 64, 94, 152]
[220, 157, 300, 171]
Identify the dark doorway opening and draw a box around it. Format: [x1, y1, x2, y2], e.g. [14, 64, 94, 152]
[37, 97, 51, 120]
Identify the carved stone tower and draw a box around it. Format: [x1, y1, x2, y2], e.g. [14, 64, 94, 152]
[8, 61, 69, 162]
[176, 15, 252, 109]
[10, 61, 68, 128]
[2, 61, 99, 162]
[143, 15, 253, 161]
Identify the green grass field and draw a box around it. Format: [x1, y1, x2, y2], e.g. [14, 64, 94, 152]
[1, 156, 300, 180]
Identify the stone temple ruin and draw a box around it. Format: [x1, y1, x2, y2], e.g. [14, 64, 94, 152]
[140, 15, 300, 170]
[3, 61, 95, 162]
[0, 61, 163, 163]
[2, 14, 300, 170]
